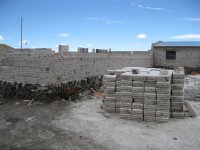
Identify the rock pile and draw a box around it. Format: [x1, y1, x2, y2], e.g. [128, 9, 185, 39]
[0, 76, 103, 103]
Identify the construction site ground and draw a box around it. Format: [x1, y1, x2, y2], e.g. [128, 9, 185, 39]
[0, 75, 200, 150]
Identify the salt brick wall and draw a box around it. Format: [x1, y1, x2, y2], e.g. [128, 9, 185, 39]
[0, 50, 153, 84]
[153, 47, 200, 68]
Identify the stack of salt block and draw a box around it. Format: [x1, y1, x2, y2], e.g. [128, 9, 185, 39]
[156, 71, 171, 122]
[120, 73, 133, 119]
[143, 76, 157, 122]
[132, 74, 144, 121]
[115, 70, 126, 113]
[103, 67, 186, 122]
[171, 68, 185, 118]
[103, 74, 117, 113]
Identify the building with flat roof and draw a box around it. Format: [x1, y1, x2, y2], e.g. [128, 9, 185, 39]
[59, 45, 69, 54]
[152, 41, 200, 68]
[77, 47, 88, 53]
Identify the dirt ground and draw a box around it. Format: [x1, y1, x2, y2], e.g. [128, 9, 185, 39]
[1, 75, 200, 150]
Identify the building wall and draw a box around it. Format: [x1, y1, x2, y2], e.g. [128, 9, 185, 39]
[0, 50, 153, 84]
[153, 47, 200, 68]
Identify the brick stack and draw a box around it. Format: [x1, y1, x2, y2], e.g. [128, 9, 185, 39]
[103, 74, 117, 113]
[120, 73, 133, 119]
[143, 76, 157, 122]
[132, 75, 145, 121]
[171, 68, 185, 118]
[156, 71, 171, 122]
[115, 70, 125, 113]
[103, 67, 186, 123]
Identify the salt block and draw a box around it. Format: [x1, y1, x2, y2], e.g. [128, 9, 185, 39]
[157, 75, 170, 82]
[120, 108, 132, 114]
[120, 97, 132, 103]
[172, 79, 184, 84]
[121, 91, 132, 96]
[171, 112, 184, 118]
[132, 75, 145, 81]
[121, 80, 132, 86]
[121, 86, 132, 92]
[156, 88, 171, 94]
[105, 82, 116, 87]
[157, 82, 170, 88]
[120, 114, 132, 120]
[104, 74, 117, 82]
[144, 93, 156, 98]
[132, 93, 144, 99]
[120, 102, 132, 108]
[157, 94, 170, 99]
[144, 87, 156, 93]
[132, 103, 143, 109]
[132, 81, 144, 87]
[132, 87, 144, 93]
[171, 84, 184, 90]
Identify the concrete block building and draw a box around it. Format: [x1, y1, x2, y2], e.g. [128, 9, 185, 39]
[152, 41, 200, 68]
[78, 47, 88, 53]
[59, 45, 69, 54]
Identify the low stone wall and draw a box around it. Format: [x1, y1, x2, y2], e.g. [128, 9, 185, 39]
[0, 76, 102, 102]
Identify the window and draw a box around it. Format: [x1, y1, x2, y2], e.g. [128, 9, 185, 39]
[166, 51, 176, 60]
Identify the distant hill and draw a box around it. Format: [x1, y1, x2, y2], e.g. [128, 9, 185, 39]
[0, 44, 14, 50]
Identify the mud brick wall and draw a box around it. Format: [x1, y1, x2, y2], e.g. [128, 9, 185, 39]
[103, 67, 185, 123]
[0, 50, 153, 84]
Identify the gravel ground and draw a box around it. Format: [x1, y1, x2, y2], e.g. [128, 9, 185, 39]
[0, 75, 200, 150]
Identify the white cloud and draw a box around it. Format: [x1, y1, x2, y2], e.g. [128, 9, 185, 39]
[54, 43, 67, 47]
[59, 33, 70, 37]
[171, 34, 200, 39]
[85, 44, 94, 47]
[131, 2, 167, 11]
[137, 4, 167, 11]
[136, 34, 147, 39]
[85, 17, 125, 24]
[85, 17, 108, 21]
[105, 20, 125, 24]
[185, 18, 200, 22]
[0, 35, 4, 40]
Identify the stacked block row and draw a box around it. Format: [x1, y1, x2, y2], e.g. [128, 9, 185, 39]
[156, 73, 171, 122]
[171, 68, 185, 118]
[103, 74, 117, 113]
[143, 75, 157, 122]
[120, 73, 135, 120]
[132, 74, 144, 121]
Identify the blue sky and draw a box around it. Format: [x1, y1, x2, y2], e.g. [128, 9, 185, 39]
[0, 0, 200, 52]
